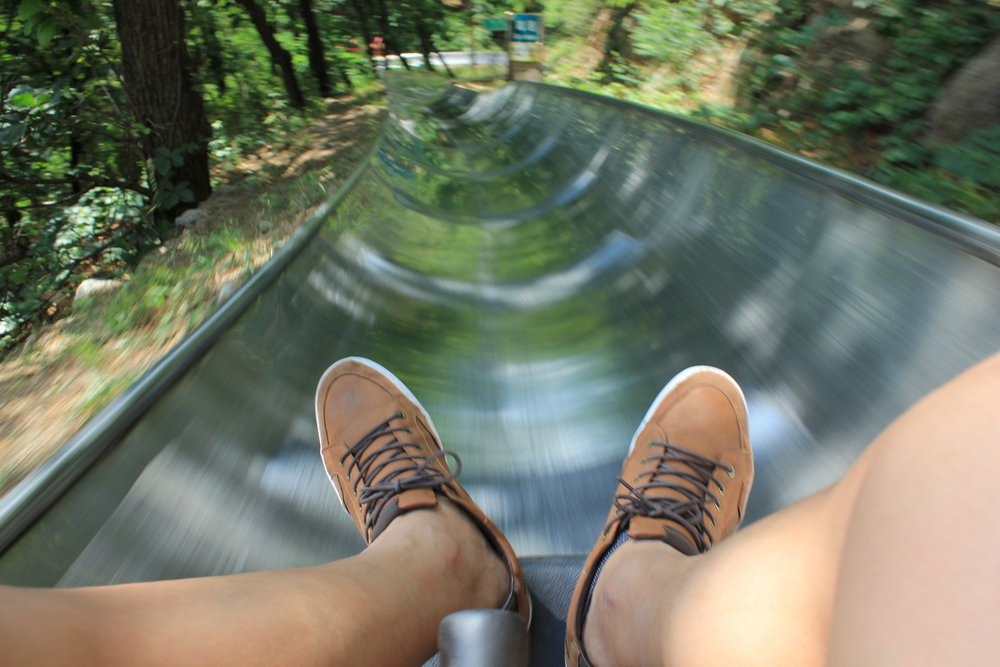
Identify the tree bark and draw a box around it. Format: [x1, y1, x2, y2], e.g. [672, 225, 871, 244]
[194, 1, 228, 94]
[347, 0, 375, 68]
[331, 58, 354, 91]
[234, 0, 306, 108]
[112, 0, 212, 222]
[297, 0, 331, 96]
[412, 11, 438, 72]
[373, 0, 411, 69]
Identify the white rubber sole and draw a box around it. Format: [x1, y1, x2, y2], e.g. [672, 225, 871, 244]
[314, 356, 442, 511]
[627, 365, 749, 455]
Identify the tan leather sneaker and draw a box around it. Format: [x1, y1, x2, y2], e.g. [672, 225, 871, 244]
[315, 356, 531, 625]
[565, 366, 753, 666]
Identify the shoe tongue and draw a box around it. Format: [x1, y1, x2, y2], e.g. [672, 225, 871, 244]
[328, 377, 400, 446]
[335, 380, 419, 490]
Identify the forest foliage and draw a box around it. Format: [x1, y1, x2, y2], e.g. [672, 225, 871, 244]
[1, 0, 475, 355]
[542, 0, 1000, 222]
[3, 0, 998, 357]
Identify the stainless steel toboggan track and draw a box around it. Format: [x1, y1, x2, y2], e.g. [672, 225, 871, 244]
[2, 74, 999, 664]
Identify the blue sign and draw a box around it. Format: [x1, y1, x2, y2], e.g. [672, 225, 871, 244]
[512, 13, 543, 42]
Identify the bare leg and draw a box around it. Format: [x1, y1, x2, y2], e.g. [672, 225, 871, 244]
[828, 351, 1000, 666]
[585, 351, 1000, 666]
[0, 500, 506, 667]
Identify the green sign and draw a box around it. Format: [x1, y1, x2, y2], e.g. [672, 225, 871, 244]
[483, 17, 509, 31]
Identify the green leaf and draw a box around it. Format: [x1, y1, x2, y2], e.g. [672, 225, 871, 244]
[0, 123, 27, 145]
[153, 154, 172, 175]
[17, 0, 43, 20]
[37, 23, 56, 47]
[9, 92, 35, 107]
[160, 191, 180, 209]
[8, 265, 29, 285]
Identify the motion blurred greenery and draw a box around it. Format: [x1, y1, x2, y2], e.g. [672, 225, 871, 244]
[1, 0, 468, 354]
[2, 0, 998, 358]
[540, 0, 1000, 223]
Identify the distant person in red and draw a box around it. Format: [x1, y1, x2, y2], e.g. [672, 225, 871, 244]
[347, 37, 359, 52]
[370, 35, 384, 58]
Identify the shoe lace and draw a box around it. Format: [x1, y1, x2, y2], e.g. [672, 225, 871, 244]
[606, 441, 732, 553]
[341, 413, 461, 536]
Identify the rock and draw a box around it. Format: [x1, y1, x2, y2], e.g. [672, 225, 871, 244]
[74, 278, 123, 303]
[808, 17, 891, 76]
[174, 207, 205, 229]
[216, 280, 239, 304]
[924, 35, 1000, 145]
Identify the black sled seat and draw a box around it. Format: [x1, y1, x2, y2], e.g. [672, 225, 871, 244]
[432, 557, 582, 666]
[522, 556, 585, 665]
[1, 73, 998, 666]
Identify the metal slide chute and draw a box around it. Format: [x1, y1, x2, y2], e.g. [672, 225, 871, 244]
[1, 76, 998, 664]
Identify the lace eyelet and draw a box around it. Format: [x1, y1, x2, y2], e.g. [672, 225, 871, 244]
[727, 466, 736, 478]
[398, 411, 407, 419]
[405, 428, 413, 434]
[718, 485, 725, 496]
[714, 500, 721, 509]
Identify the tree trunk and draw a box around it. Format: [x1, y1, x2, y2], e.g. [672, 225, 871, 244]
[1, 196, 25, 266]
[373, 0, 411, 69]
[413, 13, 438, 72]
[234, 0, 306, 108]
[432, 37, 455, 77]
[112, 0, 212, 223]
[331, 58, 354, 91]
[196, 2, 228, 94]
[297, 0, 331, 97]
[347, 0, 376, 69]
[596, 2, 638, 72]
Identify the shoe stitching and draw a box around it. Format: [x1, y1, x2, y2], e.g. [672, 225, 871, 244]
[339, 412, 462, 537]
[606, 441, 731, 553]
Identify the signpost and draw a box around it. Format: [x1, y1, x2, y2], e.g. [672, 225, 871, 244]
[475, 13, 544, 81]
[511, 13, 543, 43]
[508, 13, 543, 81]
[482, 16, 508, 32]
